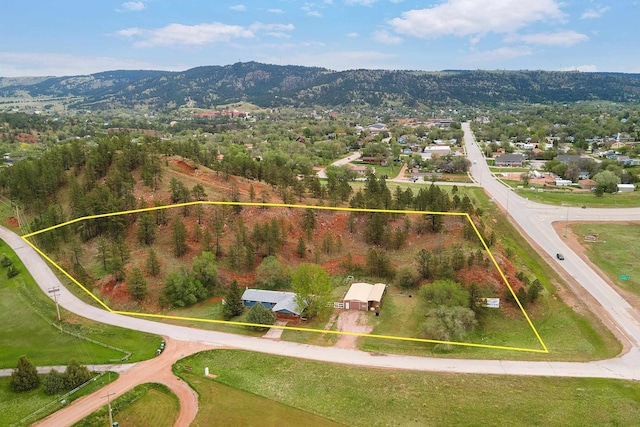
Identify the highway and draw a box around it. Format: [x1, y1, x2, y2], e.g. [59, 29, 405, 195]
[464, 122, 640, 349]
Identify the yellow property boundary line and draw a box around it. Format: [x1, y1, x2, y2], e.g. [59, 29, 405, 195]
[22, 201, 548, 354]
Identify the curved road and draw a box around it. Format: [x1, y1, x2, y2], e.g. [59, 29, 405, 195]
[2, 193, 640, 381]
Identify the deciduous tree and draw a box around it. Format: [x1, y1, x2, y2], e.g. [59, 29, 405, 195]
[256, 256, 291, 290]
[292, 263, 332, 319]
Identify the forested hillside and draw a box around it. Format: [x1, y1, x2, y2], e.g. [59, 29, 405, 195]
[2, 63, 640, 111]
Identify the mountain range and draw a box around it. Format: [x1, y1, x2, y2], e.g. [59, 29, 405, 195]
[2, 62, 640, 111]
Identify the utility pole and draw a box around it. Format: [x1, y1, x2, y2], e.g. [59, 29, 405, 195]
[101, 392, 116, 427]
[48, 287, 61, 322]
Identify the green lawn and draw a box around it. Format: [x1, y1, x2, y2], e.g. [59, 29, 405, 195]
[571, 223, 640, 295]
[359, 283, 617, 361]
[0, 372, 118, 427]
[0, 239, 161, 368]
[177, 349, 640, 427]
[184, 374, 344, 426]
[72, 383, 179, 427]
[516, 187, 640, 207]
[490, 167, 528, 173]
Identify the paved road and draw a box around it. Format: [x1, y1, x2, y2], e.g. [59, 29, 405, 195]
[463, 122, 640, 350]
[2, 218, 640, 381]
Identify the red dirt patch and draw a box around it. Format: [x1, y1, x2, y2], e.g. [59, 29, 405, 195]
[5, 217, 19, 228]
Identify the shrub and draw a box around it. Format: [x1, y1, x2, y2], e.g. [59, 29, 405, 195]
[43, 369, 66, 395]
[246, 303, 276, 331]
[64, 360, 92, 389]
[0, 253, 12, 268]
[6, 264, 18, 278]
[10, 356, 40, 392]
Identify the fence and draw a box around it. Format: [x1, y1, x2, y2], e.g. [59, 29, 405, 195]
[17, 284, 132, 362]
[11, 372, 107, 427]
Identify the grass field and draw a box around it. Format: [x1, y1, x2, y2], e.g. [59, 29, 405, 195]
[184, 375, 344, 426]
[359, 282, 617, 361]
[0, 239, 161, 368]
[72, 383, 178, 427]
[571, 223, 640, 295]
[177, 349, 640, 427]
[0, 372, 118, 427]
[515, 187, 640, 207]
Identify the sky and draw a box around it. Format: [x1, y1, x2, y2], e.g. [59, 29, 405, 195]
[1, 0, 639, 77]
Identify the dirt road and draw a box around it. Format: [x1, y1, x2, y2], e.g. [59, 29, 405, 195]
[34, 338, 214, 427]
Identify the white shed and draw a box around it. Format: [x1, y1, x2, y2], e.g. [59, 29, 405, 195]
[617, 184, 636, 193]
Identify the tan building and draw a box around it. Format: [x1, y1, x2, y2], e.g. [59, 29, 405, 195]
[343, 282, 386, 311]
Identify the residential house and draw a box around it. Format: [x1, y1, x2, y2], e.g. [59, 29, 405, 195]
[241, 289, 302, 320]
[349, 164, 373, 175]
[494, 153, 527, 167]
[364, 123, 389, 136]
[556, 154, 583, 164]
[579, 179, 598, 190]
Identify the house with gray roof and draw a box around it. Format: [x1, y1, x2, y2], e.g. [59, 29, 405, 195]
[494, 153, 527, 167]
[241, 289, 302, 318]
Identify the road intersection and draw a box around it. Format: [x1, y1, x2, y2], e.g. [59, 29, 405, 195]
[3, 123, 640, 424]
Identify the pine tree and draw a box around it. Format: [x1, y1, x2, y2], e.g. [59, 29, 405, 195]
[246, 302, 276, 331]
[128, 267, 148, 301]
[223, 280, 245, 320]
[172, 216, 188, 257]
[146, 248, 161, 276]
[64, 360, 92, 389]
[43, 369, 66, 395]
[296, 237, 306, 258]
[10, 356, 40, 392]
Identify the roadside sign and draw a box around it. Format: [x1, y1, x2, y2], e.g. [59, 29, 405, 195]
[619, 275, 631, 281]
[483, 298, 500, 308]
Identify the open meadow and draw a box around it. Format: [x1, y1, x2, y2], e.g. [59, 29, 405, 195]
[177, 349, 640, 427]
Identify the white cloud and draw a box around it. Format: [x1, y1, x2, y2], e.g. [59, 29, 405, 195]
[230, 4, 247, 12]
[307, 11, 323, 17]
[249, 23, 295, 32]
[118, 1, 146, 12]
[116, 28, 143, 38]
[0, 52, 181, 77]
[389, 0, 403, 3]
[390, 0, 565, 39]
[466, 46, 533, 63]
[346, 32, 359, 38]
[268, 8, 284, 14]
[116, 23, 254, 48]
[520, 30, 588, 47]
[251, 23, 295, 39]
[265, 32, 291, 39]
[346, 0, 378, 5]
[581, 6, 609, 19]
[373, 30, 402, 44]
[560, 64, 598, 72]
